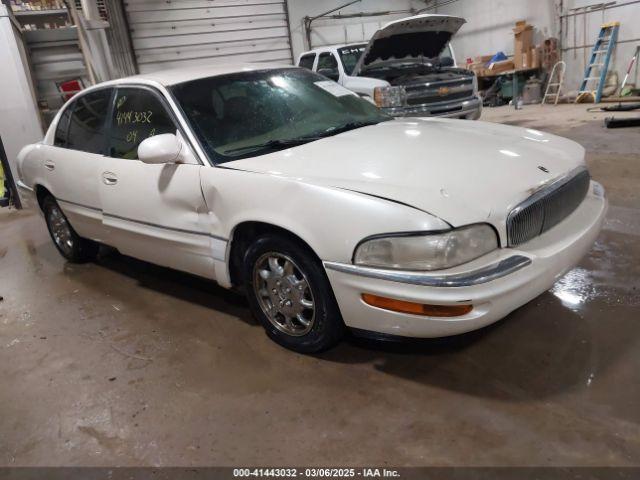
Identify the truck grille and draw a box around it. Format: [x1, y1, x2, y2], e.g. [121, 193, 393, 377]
[404, 79, 474, 107]
[507, 169, 591, 246]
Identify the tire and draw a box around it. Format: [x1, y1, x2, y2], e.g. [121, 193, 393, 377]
[42, 195, 99, 263]
[243, 234, 345, 353]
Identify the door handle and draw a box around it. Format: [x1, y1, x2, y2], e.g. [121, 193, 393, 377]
[44, 159, 55, 171]
[102, 171, 118, 185]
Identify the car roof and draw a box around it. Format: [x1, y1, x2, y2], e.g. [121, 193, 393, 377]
[97, 62, 296, 88]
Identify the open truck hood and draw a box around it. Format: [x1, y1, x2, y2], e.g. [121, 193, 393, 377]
[354, 14, 466, 75]
[225, 118, 586, 229]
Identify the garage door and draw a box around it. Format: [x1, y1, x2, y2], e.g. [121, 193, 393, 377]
[123, 0, 293, 73]
[306, 8, 415, 50]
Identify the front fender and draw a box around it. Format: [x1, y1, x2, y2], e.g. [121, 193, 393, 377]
[200, 167, 448, 283]
[343, 75, 389, 98]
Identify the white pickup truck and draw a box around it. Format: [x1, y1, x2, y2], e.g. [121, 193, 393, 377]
[297, 14, 482, 120]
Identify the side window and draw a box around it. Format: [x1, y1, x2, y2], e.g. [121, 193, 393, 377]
[317, 52, 338, 71]
[108, 88, 177, 160]
[66, 89, 112, 154]
[53, 103, 73, 147]
[298, 54, 316, 70]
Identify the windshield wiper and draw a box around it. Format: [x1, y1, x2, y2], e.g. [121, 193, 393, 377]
[320, 120, 380, 137]
[223, 122, 381, 156]
[223, 136, 322, 155]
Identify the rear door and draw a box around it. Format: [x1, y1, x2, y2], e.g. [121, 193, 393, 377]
[45, 88, 114, 242]
[99, 85, 215, 279]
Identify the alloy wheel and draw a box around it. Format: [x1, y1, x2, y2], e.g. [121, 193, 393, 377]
[253, 252, 316, 336]
[47, 204, 74, 256]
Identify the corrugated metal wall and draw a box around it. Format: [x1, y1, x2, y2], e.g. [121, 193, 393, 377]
[286, 0, 423, 58]
[104, 0, 138, 77]
[307, 13, 411, 50]
[123, 0, 294, 73]
[24, 28, 89, 125]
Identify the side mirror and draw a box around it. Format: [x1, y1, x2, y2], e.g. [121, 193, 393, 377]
[138, 133, 182, 164]
[439, 57, 455, 68]
[318, 68, 340, 82]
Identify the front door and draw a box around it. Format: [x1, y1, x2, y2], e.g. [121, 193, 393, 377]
[316, 51, 341, 83]
[99, 86, 215, 279]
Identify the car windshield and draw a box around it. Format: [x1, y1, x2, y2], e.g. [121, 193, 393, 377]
[337, 45, 366, 75]
[171, 68, 390, 163]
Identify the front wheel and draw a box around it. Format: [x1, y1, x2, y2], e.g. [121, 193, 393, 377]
[243, 234, 345, 353]
[43, 196, 99, 263]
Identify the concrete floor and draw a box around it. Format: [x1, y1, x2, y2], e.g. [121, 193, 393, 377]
[1, 104, 639, 467]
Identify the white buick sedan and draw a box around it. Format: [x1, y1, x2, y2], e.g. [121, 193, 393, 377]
[17, 64, 607, 353]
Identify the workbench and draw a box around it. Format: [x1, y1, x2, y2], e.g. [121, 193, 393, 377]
[477, 67, 541, 100]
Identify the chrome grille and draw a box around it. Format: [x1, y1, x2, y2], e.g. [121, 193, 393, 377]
[507, 169, 591, 246]
[406, 89, 472, 106]
[404, 79, 474, 107]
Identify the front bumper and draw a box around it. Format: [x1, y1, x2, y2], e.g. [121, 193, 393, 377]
[382, 96, 482, 120]
[324, 186, 607, 338]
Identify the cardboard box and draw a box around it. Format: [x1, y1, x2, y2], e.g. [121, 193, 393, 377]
[530, 47, 541, 69]
[514, 50, 534, 70]
[468, 62, 491, 77]
[514, 20, 528, 31]
[514, 51, 523, 69]
[543, 37, 558, 53]
[542, 37, 559, 71]
[523, 50, 534, 70]
[514, 27, 533, 53]
[475, 55, 494, 65]
[489, 59, 515, 74]
[513, 20, 534, 69]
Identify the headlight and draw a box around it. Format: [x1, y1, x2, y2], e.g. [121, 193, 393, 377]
[353, 224, 498, 271]
[373, 86, 406, 108]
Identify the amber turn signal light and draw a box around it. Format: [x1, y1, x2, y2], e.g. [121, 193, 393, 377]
[373, 88, 383, 108]
[361, 294, 473, 317]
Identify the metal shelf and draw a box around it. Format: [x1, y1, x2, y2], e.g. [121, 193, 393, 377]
[13, 9, 68, 18]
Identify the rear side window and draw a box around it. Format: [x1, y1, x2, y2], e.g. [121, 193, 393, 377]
[108, 88, 177, 160]
[66, 89, 113, 154]
[53, 104, 73, 147]
[298, 53, 316, 70]
[317, 52, 338, 70]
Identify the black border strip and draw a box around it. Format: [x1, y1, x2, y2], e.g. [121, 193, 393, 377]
[0, 467, 637, 480]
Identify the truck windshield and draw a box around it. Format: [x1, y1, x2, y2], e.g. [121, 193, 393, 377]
[440, 44, 454, 63]
[337, 45, 366, 75]
[171, 68, 390, 163]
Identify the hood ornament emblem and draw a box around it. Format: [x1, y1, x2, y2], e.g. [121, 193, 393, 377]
[538, 166, 550, 173]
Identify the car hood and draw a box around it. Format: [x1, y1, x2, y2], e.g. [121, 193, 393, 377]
[354, 14, 466, 75]
[225, 118, 586, 228]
